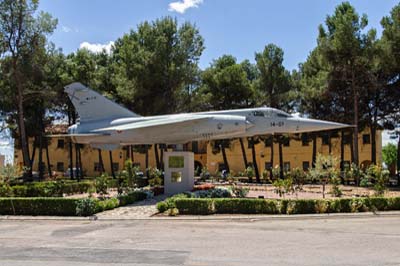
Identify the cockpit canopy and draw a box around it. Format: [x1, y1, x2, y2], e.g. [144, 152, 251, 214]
[250, 108, 292, 118]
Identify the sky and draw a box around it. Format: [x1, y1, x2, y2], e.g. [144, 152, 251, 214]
[1, 0, 399, 162]
[38, 0, 399, 71]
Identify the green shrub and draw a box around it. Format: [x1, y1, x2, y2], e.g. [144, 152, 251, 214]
[76, 198, 98, 216]
[328, 198, 352, 213]
[387, 197, 400, 210]
[314, 200, 329, 213]
[174, 198, 215, 215]
[95, 198, 119, 212]
[117, 191, 148, 206]
[156, 201, 168, 213]
[364, 197, 389, 211]
[0, 197, 78, 216]
[167, 207, 179, 216]
[286, 199, 317, 214]
[0, 184, 13, 197]
[96, 174, 109, 195]
[349, 198, 365, 212]
[214, 198, 279, 214]
[12, 185, 28, 197]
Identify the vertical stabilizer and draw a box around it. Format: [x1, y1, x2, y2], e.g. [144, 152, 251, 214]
[64, 82, 140, 122]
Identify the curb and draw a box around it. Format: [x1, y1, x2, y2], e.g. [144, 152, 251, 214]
[1, 211, 400, 221]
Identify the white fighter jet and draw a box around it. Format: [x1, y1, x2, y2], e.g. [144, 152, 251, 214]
[61, 82, 350, 150]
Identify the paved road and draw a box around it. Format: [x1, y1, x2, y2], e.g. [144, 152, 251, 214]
[0, 216, 400, 266]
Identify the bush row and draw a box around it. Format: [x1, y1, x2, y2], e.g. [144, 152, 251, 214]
[0, 191, 149, 216]
[8, 181, 95, 197]
[157, 197, 400, 215]
[0, 198, 79, 216]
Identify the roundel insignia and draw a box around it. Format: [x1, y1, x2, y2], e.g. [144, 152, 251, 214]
[217, 123, 223, 130]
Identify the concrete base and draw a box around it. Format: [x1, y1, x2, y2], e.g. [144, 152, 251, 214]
[163, 152, 194, 195]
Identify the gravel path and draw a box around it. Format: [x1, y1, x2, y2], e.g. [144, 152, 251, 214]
[95, 195, 166, 219]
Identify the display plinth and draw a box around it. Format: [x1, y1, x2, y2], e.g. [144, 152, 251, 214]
[163, 151, 194, 195]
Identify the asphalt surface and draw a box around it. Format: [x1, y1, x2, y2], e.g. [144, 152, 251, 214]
[0, 215, 400, 266]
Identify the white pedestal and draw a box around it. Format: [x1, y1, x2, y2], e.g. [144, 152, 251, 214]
[163, 152, 194, 195]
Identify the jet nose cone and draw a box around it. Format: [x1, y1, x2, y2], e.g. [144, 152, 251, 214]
[296, 117, 351, 132]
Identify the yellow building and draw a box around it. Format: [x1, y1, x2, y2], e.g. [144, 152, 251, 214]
[206, 130, 382, 175]
[14, 125, 381, 178]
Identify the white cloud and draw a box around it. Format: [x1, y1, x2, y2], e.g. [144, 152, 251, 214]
[79, 41, 114, 54]
[168, 0, 203, 14]
[61, 25, 79, 33]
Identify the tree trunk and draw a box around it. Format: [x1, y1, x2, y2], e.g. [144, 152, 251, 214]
[154, 144, 160, 169]
[109, 151, 116, 179]
[38, 133, 43, 180]
[14, 60, 31, 174]
[312, 133, 317, 168]
[278, 137, 284, 179]
[68, 105, 74, 180]
[239, 138, 248, 169]
[328, 132, 332, 154]
[371, 124, 377, 165]
[68, 140, 74, 179]
[98, 149, 104, 174]
[397, 136, 400, 186]
[75, 144, 80, 181]
[250, 138, 260, 183]
[45, 139, 52, 178]
[350, 130, 354, 164]
[160, 145, 165, 171]
[130, 145, 134, 162]
[30, 137, 37, 166]
[270, 135, 274, 179]
[340, 130, 345, 171]
[145, 146, 149, 176]
[352, 70, 359, 166]
[78, 145, 83, 181]
[220, 143, 230, 173]
[126, 146, 130, 161]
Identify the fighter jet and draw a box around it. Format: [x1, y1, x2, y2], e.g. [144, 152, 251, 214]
[60, 82, 351, 150]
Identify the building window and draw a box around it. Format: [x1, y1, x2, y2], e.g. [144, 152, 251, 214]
[343, 134, 352, 144]
[283, 162, 291, 172]
[322, 134, 330, 145]
[56, 162, 64, 172]
[302, 161, 310, 171]
[283, 138, 290, 147]
[363, 134, 371, 144]
[301, 133, 309, 146]
[265, 162, 272, 170]
[57, 139, 65, 149]
[112, 163, 119, 172]
[264, 136, 273, 147]
[192, 141, 199, 154]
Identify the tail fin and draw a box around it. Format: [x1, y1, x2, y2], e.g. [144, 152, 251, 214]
[64, 82, 140, 122]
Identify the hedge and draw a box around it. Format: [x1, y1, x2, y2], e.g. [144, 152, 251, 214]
[0, 191, 149, 216]
[158, 197, 400, 215]
[118, 191, 148, 206]
[0, 198, 79, 216]
[9, 181, 95, 197]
